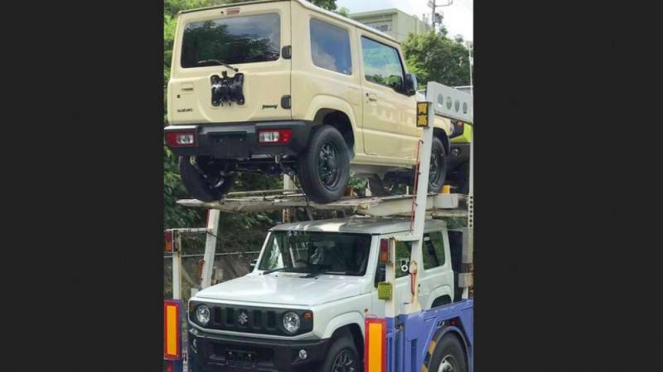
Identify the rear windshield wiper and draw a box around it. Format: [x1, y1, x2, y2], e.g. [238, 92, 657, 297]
[196, 59, 239, 72]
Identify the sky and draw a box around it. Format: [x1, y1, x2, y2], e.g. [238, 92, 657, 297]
[335, 0, 473, 42]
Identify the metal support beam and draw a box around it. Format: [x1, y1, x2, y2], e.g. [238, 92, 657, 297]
[172, 232, 182, 300]
[201, 209, 220, 289]
[282, 175, 295, 223]
[403, 100, 436, 314]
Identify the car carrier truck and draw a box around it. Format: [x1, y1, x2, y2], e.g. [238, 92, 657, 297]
[164, 79, 473, 372]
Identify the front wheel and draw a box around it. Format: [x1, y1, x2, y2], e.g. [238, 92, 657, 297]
[297, 125, 350, 204]
[321, 334, 360, 372]
[178, 156, 236, 202]
[428, 334, 468, 372]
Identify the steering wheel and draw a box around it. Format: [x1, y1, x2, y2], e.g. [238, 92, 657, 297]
[294, 259, 309, 268]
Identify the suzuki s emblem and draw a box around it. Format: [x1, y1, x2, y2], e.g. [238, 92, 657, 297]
[238, 311, 249, 325]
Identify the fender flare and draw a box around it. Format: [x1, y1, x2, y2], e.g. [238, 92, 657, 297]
[321, 311, 365, 340]
[425, 285, 454, 308]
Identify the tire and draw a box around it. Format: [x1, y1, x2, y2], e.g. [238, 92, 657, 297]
[428, 137, 448, 193]
[428, 334, 468, 372]
[453, 162, 470, 195]
[367, 175, 389, 197]
[179, 156, 236, 202]
[297, 126, 350, 204]
[321, 334, 361, 372]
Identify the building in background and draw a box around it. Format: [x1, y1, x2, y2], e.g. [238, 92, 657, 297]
[349, 8, 432, 43]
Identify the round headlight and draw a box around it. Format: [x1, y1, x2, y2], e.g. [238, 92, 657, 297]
[283, 312, 301, 334]
[195, 305, 211, 326]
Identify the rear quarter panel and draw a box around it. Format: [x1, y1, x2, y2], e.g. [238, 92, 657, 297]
[290, 1, 365, 154]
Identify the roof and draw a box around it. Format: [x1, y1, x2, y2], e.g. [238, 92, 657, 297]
[270, 217, 446, 235]
[349, 8, 401, 18]
[178, 0, 398, 44]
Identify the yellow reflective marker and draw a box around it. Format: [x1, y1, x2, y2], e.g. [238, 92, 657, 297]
[365, 318, 386, 372]
[164, 300, 182, 359]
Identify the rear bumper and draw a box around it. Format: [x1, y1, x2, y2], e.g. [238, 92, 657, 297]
[165, 121, 313, 159]
[187, 328, 330, 372]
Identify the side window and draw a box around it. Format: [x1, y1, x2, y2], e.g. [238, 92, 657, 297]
[361, 37, 404, 91]
[395, 240, 412, 278]
[310, 19, 352, 75]
[423, 232, 446, 269]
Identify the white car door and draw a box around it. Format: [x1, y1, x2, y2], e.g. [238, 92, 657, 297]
[418, 230, 455, 308]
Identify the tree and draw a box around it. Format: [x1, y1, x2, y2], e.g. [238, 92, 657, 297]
[308, 0, 337, 11]
[402, 30, 472, 88]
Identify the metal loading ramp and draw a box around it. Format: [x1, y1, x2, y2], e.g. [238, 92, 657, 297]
[177, 190, 468, 217]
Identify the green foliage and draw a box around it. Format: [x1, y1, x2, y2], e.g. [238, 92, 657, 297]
[336, 7, 350, 17]
[402, 30, 472, 88]
[308, 0, 337, 11]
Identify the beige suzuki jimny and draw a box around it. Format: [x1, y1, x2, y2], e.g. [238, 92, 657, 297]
[165, 0, 454, 203]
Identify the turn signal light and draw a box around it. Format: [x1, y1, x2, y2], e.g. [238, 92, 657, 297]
[379, 239, 389, 264]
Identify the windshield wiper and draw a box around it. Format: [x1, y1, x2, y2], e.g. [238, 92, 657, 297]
[301, 270, 347, 279]
[196, 59, 239, 72]
[262, 267, 298, 275]
[262, 267, 286, 275]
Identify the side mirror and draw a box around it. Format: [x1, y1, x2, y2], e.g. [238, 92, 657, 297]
[404, 73, 418, 96]
[249, 259, 258, 271]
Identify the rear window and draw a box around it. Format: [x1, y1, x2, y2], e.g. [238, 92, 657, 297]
[181, 13, 281, 68]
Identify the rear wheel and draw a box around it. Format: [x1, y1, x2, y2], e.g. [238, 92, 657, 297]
[428, 137, 448, 193]
[178, 156, 236, 202]
[429, 334, 467, 372]
[321, 334, 360, 372]
[297, 126, 350, 204]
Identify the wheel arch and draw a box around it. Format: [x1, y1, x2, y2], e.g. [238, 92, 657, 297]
[433, 127, 451, 157]
[305, 96, 360, 158]
[322, 312, 365, 364]
[425, 285, 454, 309]
[424, 324, 470, 372]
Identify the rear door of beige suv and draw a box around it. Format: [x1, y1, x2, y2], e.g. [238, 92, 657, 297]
[169, 2, 292, 125]
[358, 32, 417, 164]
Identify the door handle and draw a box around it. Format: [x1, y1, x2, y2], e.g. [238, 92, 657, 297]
[367, 93, 378, 102]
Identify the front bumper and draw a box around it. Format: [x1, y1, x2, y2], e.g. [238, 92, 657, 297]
[187, 328, 330, 372]
[165, 121, 313, 160]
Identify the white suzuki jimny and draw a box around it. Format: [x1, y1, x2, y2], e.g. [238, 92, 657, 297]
[187, 217, 466, 372]
[165, 0, 454, 203]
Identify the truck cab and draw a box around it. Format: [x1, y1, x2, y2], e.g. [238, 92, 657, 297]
[187, 217, 466, 372]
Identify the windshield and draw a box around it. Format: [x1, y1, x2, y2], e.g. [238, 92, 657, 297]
[258, 231, 372, 276]
[181, 13, 281, 68]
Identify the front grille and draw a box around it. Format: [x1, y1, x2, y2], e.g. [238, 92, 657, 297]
[213, 306, 279, 332]
[191, 303, 312, 336]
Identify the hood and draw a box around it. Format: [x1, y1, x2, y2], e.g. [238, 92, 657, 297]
[194, 273, 365, 306]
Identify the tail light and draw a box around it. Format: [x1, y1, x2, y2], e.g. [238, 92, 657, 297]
[165, 131, 196, 147]
[258, 129, 292, 144]
[165, 230, 173, 252]
[379, 239, 390, 264]
[451, 120, 465, 136]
